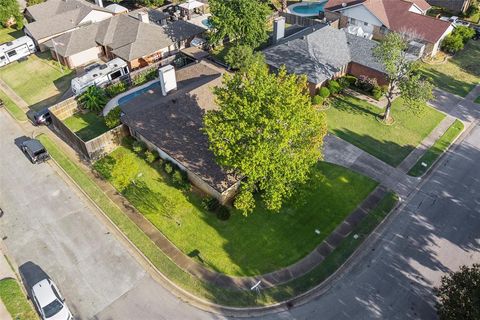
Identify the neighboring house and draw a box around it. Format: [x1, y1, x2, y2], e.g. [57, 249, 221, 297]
[426, 0, 472, 13]
[325, 0, 453, 56]
[119, 61, 241, 204]
[44, 13, 205, 69]
[263, 21, 387, 94]
[24, 0, 113, 51]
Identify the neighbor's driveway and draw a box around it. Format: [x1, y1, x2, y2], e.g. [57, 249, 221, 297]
[0, 110, 218, 320]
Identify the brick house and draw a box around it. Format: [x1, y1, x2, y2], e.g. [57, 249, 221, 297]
[263, 22, 387, 95]
[324, 0, 454, 57]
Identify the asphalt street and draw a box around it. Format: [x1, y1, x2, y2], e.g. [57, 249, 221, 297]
[0, 105, 479, 320]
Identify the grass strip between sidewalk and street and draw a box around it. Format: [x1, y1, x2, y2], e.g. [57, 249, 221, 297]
[37, 133, 398, 307]
[408, 120, 464, 177]
[0, 89, 27, 122]
[0, 277, 37, 320]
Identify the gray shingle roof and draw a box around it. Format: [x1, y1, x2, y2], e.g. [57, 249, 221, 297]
[25, 0, 105, 21]
[263, 25, 385, 85]
[46, 14, 205, 61]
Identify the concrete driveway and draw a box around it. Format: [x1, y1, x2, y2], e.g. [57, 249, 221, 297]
[0, 110, 219, 320]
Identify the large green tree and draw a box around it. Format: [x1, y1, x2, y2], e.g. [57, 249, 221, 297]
[0, 0, 23, 29]
[435, 264, 480, 320]
[224, 45, 265, 71]
[208, 0, 271, 49]
[373, 32, 434, 122]
[204, 61, 327, 214]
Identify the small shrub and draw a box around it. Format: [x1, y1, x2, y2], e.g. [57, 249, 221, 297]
[132, 140, 146, 153]
[338, 77, 350, 90]
[372, 88, 383, 100]
[327, 80, 341, 95]
[356, 75, 378, 93]
[172, 169, 190, 190]
[466, 3, 479, 17]
[78, 86, 108, 112]
[105, 81, 127, 98]
[442, 34, 464, 53]
[144, 150, 158, 163]
[104, 106, 122, 129]
[164, 162, 173, 174]
[318, 87, 330, 98]
[344, 75, 357, 86]
[216, 206, 231, 221]
[145, 69, 157, 81]
[311, 95, 324, 106]
[202, 196, 220, 212]
[453, 25, 476, 44]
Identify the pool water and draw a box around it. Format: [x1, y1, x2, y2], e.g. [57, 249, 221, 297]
[292, 3, 326, 15]
[201, 19, 212, 28]
[118, 82, 160, 105]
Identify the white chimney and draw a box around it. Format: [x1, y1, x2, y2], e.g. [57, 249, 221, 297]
[138, 11, 149, 24]
[158, 65, 177, 96]
[273, 17, 286, 43]
[95, 0, 103, 7]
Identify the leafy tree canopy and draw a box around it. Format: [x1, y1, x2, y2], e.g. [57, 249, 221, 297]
[435, 264, 480, 320]
[208, 0, 271, 49]
[0, 0, 23, 29]
[224, 45, 265, 71]
[373, 32, 433, 121]
[204, 61, 327, 214]
[78, 86, 108, 113]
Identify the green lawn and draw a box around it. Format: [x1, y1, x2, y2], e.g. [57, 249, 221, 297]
[326, 95, 445, 167]
[408, 119, 464, 177]
[0, 89, 27, 121]
[63, 112, 109, 141]
[94, 144, 378, 276]
[422, 41, 480, 97]
[0, 278, 37, 320]
[0, 52, 74, 110]
[0, 27, 23, 43]
[37, 133, 396, 307]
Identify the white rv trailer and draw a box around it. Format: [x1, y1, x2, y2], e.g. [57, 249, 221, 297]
[0, 36, 36, 67]
[71, 58, 129, 95]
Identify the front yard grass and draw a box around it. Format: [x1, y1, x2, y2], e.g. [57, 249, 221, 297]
[408, 119, 464, 177]
[0, 52, 74, 110]
[326, 95, 445, 167]
[37, 133, 397, 307]
[63, 112, 109, 141]
[421, 41, 480, 97]
[94, 144, 378, 276]
[0, 277, 37, 320]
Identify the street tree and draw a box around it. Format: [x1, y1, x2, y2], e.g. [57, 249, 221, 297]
[204, 61, 327, 214]
[0, 0, 23, 29]
[435, 263, 480, 320]
[373, 32, 433, 122]
[208, 0, 271, 49]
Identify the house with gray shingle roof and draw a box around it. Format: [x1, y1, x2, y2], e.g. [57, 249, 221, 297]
[263, 22, 387, 94]
[43, 12, 205, 69]
[24, 0, 113, 50]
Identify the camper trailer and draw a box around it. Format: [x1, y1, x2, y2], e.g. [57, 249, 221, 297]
[0, 36, 36, 67]
[71, 58, 129, 95]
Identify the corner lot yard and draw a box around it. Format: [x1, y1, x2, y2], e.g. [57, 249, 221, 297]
[63, 112, 109, 141]
[94, 144, 378, 276]
[0, 52, 74, 110]
[421, 41, 480, 97]
[326, 95, 445, 167]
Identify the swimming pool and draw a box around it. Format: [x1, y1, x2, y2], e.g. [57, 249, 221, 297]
[118, 82, 160, 105]
[201, 18, 212, 28]
[289, 2, 326, 16]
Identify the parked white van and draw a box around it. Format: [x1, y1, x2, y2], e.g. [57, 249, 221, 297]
[0, 36, 36, 67]
[71, 58, 129, 95]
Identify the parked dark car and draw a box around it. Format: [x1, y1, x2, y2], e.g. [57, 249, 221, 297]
[21, 139, 50, 163]
[33, 108, 51, 126]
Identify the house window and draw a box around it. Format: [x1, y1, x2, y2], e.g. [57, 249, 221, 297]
[110, 70, 122, 80]
[6, 50, 16, 57]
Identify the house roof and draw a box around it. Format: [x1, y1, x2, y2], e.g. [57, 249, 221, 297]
[128, 8, 170, 24]
[25, 0, 107, 21]
[119, 61, 240, 193]
[326, 0, 450, 43]
[263, 25, 385, 85]
[46, 15, 205, 61]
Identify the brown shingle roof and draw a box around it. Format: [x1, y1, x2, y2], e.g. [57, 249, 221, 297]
[120, 61, 239, 193]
